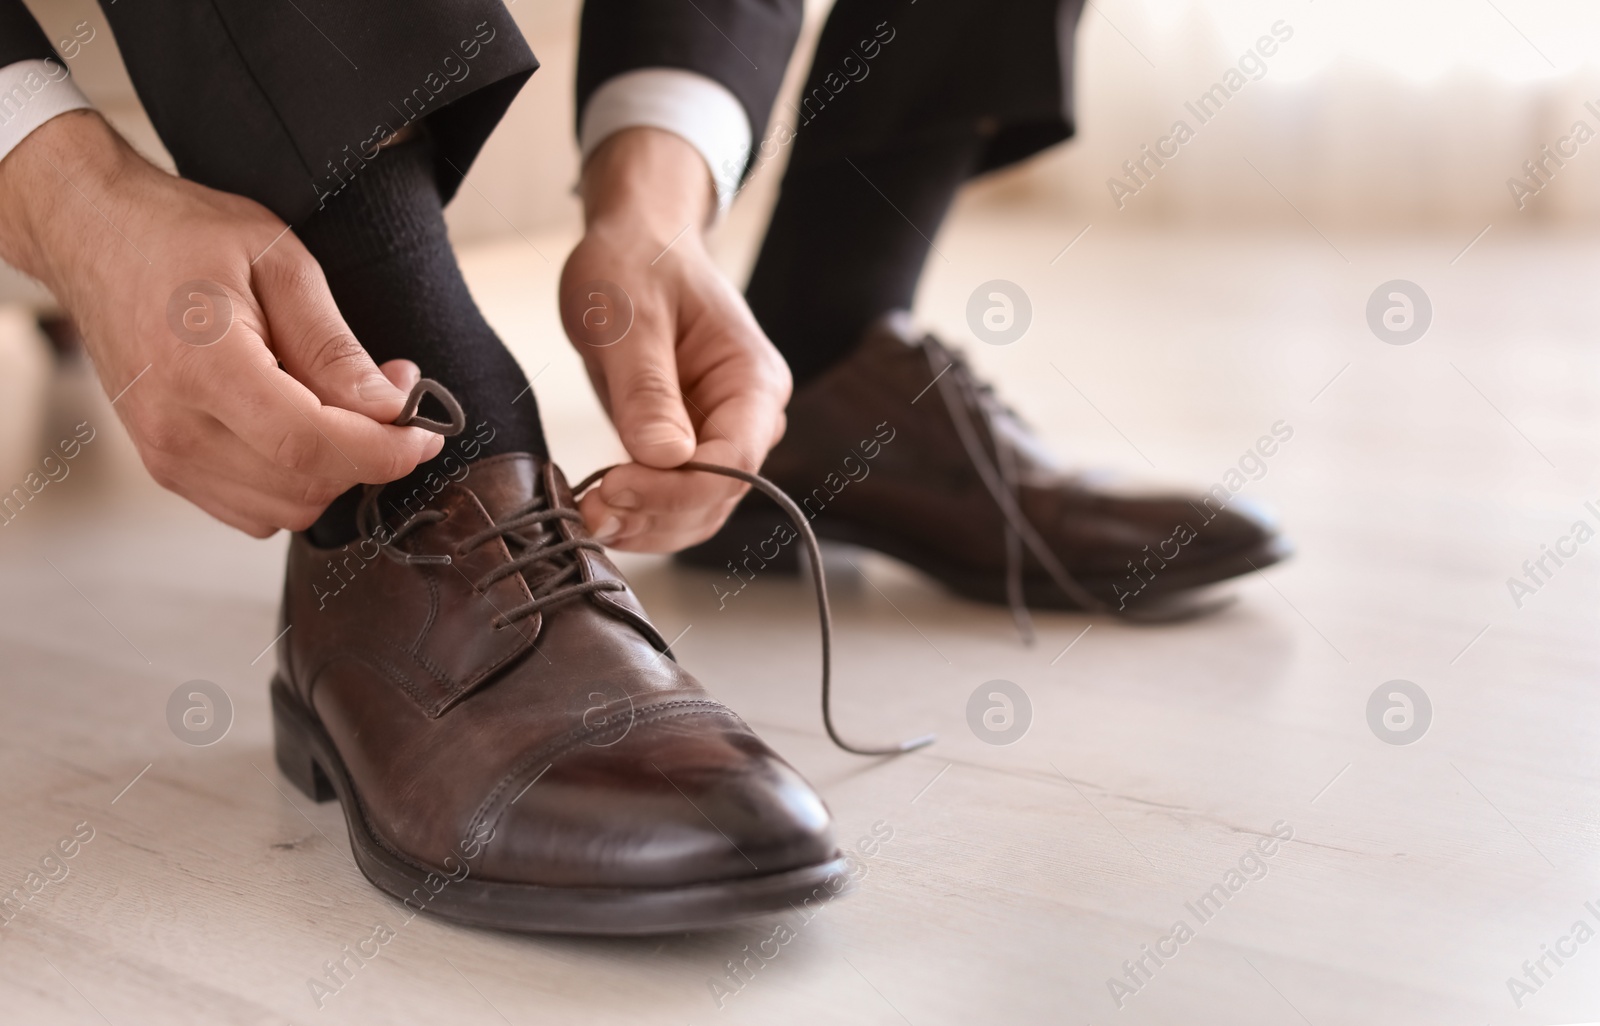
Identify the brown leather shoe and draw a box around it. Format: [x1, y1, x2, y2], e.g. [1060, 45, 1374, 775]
[679, 315, 1290, 621]
[273, 452, 845, 933]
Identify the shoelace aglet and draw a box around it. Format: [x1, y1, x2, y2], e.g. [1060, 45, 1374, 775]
[403, 553, 452, 566]
[895, 733, 938, 753]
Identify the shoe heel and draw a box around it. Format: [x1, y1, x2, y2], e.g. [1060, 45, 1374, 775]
[675, 499, 803, 576]
[271, 679, 336, 803]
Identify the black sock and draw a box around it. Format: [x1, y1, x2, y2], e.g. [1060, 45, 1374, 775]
[295, 134, 547, 547]
[745, 127, 985, 387]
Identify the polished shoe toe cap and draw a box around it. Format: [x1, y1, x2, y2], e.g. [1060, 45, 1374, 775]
[478, 708, 837, 889]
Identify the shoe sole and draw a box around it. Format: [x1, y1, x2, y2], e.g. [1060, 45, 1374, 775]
[270, 678, 853, 935]
[678, 504, 1292, 611]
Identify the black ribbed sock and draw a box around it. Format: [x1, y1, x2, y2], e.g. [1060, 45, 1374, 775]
[296, 133, 547, 547]
[745, 127, 985, 387]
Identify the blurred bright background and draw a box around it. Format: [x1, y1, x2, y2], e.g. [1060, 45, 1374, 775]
[6, 0, 1600, 263]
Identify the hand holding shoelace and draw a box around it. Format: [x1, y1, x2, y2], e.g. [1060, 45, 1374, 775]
[560, 128, 792, 553]
[0, 112, 444, 538]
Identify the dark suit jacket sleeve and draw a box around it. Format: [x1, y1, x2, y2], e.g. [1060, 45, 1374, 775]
[0, 0, 58, 67]
[97, 1, 535, 225]
[576, 0, 803, 173]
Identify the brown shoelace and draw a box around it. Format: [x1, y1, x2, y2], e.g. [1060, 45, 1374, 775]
[923, 336, 1107, 640]
[921, 335, 1228, 630]
[359, 379, 934, 758]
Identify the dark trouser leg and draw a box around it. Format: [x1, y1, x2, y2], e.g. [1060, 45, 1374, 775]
[746, 127, 986, 386]
[746, 0, 1082, 386]
[299, 133, 548, 546]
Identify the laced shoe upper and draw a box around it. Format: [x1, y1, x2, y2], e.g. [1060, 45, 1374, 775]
[757, 315, 1285, 627]
[276, 454, 839, 886]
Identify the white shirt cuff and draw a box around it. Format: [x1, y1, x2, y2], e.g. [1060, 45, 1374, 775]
[0, 60, 94, 164]
[579, 68, 751, 213]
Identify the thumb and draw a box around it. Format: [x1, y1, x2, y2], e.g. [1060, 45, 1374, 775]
[252, 240, 409, 421]
[608, 352, 696, 468]
[378, 358, 422, 395]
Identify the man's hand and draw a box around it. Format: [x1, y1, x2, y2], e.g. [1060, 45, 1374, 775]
[0, 111, 443, 537]
[560, 128, 790, 553]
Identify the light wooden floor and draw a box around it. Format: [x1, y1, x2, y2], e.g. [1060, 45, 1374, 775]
[1, 216, 1597, 1026]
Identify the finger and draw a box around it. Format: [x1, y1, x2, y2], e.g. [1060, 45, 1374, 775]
[251, 235, 412, 421]
[579, 344, 787, 552]
[179, 325, 445, 484]
[580, 483, 743, 553]
[580, 334, 787, 548]
[200, 471, 351, 537]
[581, 368, 786, 550]
[676, 360, 789, 474]
[187, 418, 354, 515]
[139, 411, 352, 532]
[584, 438, 749, 525]
[579, 438, 751, 552]
[589, 327, 696, 469]
[379, 359, 421, 394]
[155, 466, 282, 538]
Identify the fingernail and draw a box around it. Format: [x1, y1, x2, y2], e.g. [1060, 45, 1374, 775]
[356, 373, 398, 402]
[607, 489, 642, 510]
[593, 515, 622, 543]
